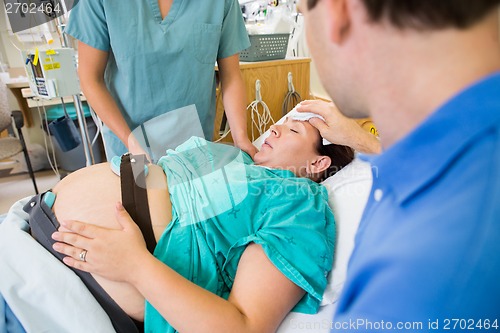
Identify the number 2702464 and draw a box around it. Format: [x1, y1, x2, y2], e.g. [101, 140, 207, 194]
[5, 2, 62, 15]
[443, 319, 499, 330]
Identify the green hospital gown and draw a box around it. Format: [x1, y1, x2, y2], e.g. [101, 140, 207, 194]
[148, 137, 335, 332]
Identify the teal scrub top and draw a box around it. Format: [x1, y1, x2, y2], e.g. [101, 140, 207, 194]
[65, 0, 250, 157]
[152, 137, 335, 332]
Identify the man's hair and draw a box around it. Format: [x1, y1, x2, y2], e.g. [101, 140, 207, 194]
[306, 0, 500, 29]
[315, 140, 355, 183]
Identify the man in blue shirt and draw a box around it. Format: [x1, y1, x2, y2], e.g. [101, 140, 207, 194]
[298, 0, 500, 330]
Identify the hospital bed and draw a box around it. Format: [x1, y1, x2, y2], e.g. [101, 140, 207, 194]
[0, 127, 373, 333]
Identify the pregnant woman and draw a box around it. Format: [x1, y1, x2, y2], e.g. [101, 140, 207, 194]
[25, 118, 355, 332]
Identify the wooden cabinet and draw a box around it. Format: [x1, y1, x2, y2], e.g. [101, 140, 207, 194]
[213, 58, 311, 143]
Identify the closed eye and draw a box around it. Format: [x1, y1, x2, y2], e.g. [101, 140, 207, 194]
[290, 129, 299, 133]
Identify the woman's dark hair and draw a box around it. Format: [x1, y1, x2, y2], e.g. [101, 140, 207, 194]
[315, 140, 355, 183]
[306, 0, 500, 30]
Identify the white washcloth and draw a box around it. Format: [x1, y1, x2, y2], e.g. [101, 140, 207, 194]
[288, 110, 326, 123]
[287, 105, 331, 145]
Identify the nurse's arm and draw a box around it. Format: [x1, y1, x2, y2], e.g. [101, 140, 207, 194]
[77, 42, 137, 152]
[218, 54, 258, 158]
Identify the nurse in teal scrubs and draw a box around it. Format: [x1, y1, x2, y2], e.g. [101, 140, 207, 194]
[65, 0, 257, 159]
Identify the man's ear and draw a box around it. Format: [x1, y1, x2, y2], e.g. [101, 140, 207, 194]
[308, 155, 332, 175]
[325, 0, 351, 44]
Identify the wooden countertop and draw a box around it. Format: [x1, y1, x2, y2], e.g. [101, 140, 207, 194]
[215, 57, 311, 70]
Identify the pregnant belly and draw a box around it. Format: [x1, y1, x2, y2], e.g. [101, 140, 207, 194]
[52, 162, 171, 321]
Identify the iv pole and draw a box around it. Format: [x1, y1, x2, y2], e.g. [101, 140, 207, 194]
[55, 13, 95, 167]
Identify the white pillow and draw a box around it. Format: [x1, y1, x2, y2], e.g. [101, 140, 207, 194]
[320, 158, 372, 305]
[253, 123, 373, 306]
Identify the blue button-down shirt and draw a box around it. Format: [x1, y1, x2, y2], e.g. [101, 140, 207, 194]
[333, 73, 500, 332]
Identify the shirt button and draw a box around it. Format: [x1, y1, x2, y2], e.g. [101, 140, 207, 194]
[374, 189, 383, 202]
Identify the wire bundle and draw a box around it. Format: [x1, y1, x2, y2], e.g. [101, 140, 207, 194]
[248, 80, 275, 141]
[282, 72, 302, 116]
[216, 79, 275, 143]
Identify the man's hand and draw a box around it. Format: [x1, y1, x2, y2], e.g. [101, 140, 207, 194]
[297, 100, 381, 154]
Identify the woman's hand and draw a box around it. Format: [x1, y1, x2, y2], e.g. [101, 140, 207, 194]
[52, 203, 150, 283]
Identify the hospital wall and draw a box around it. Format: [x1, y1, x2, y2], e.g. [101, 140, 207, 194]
[0, 6, 328, 100]
[0, 6, 328, 150]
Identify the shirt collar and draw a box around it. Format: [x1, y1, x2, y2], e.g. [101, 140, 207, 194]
[369, 72, 500, 204]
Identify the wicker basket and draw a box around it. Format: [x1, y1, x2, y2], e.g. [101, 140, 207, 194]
[240, 33, 290, 62]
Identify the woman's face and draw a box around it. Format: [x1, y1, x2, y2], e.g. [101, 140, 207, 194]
[253, 118, 322, 177]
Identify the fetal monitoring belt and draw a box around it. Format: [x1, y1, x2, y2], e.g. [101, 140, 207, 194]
[120, 153, 157, 253]
[23, 153, 158, 333]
